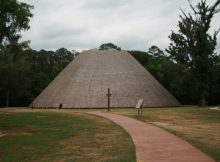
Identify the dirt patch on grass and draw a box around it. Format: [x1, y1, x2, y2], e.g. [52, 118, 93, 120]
[0, 128, 33, 137]
[210, 107, 220, 110]
[0, 131, 7, 138]
[56, 132, 119, 162]
[37, 128, 123, 161]
[0, 127, 60, 138]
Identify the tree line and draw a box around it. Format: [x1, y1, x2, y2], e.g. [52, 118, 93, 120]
[0, 48, 76, 107]
[0, 0, 220, 107]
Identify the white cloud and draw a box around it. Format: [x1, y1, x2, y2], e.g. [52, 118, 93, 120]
[19, 0, 220, 53]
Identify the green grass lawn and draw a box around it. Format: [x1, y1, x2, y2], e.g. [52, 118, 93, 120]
[0, 109, 136, 162]
[111, 107, 220, 162]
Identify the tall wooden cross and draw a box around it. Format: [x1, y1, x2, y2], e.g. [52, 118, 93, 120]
[106, 88, 111, 112]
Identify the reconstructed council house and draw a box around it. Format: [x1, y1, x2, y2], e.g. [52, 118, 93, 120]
[32, 49, 180, 108]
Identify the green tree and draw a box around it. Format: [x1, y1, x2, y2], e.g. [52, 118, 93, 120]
[21, 48, 75, 104]
[0, 0, 33, 107]
[166, 0, 220, 106]
[147, 46, 168, 85]
[0, 42, 31, 107]
[54, 48, 76, 70]
[99, 43, 121, 51]
[208, 54, 220, 105]
[0, 0, 33, 44]
[128, 50, 151, 67]
[148, 45, 166, 59]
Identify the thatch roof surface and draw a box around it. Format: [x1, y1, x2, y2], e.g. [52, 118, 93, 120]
[33, 49, 180, 108]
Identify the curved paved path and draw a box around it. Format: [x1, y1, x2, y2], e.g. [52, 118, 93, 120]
[89, 112, 214, 162]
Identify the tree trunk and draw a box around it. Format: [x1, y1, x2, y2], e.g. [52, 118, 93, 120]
[200, 94, 207, 107]
[6, 88, 9, 107]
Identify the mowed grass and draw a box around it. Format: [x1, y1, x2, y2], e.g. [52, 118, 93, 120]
[111, 107, 220, 162]
[0, 110, 136, 162]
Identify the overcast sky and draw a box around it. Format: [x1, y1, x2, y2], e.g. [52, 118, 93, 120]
[19, 0, 220, 53]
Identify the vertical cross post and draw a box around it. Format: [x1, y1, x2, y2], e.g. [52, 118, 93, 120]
[106, 88, 111, 112]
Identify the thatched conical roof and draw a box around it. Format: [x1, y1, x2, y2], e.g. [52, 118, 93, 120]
[33, 49, 180, 108]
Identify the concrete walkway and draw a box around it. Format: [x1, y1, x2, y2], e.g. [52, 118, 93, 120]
[89, 112, 214, 162]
